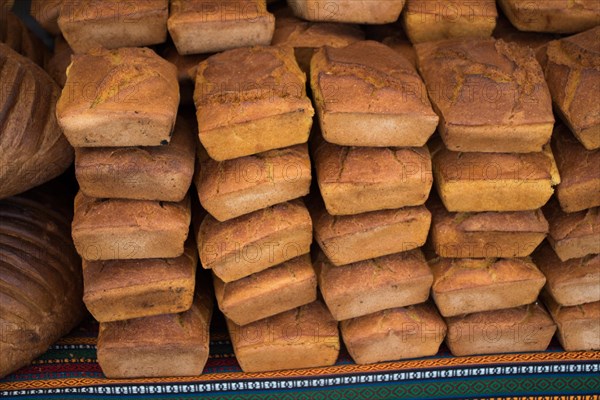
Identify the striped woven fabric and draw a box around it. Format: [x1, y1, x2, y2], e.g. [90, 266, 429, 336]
[1, 316, 599, 400]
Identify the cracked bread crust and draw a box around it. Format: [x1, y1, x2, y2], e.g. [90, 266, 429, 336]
[56, 47, 179, 147]
[314, 139, 433, 215]
[429, 196, 548, 258]
[552, 124, 600, 211]
[445, 303, 556, 356]
[544, 200, 600, 261]
[312, 203, 431, 265]
[311, 41, 438, 147]
[226, 300, 339, 372]
[498, 0, 600, 34]
[213, 254, 317, 325]
[196, 144, 311, 221]
[194, 46, 313, 161]
[533, 243, 600, 306]
[415, 38, 554, 153]
[340, 302, 446, 364]
[542, 27, 600, 150]
[316, 249, 433, 321]
[430, 257, 546, 316]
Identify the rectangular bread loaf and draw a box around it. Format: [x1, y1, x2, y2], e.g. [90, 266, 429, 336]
[271, 9, 364, 72]
[317, 249, 433, 321]
[551, 125, 600, 212]
[168, 0, 274, 55]
[341, 302, 446, 364]
[311, 41, 438, 147]
[58, 0, 168, 53]
[72, 192, 191, 260]
[196, 144, 311, 222]
[533, 243, 600, 307]
[430, 257, 546, 317]
[57, 47, 179, 147]
[415, 38, 554, 153]
[197, 200, 312, 282]
[194, 46, 313, 161]
[431, 139, 560, 212]
[214, 254, 316, 326]
[288, 0, 405, 24]
[314, 140, 433, 215]
[541, 27, 600, 149]
[76, 117, 195, 202]
[429, 196, 548, 258]
[312, 202, 431, 266]
[498, 0, 600, 34]
[97, 284, 212, 378]
[492, 15, 561, 50]
[402, 0, 497, 43]
[445, 303, 556, 356]
[227, 300, 339, 373]
[543, 292, 600, 351]
[544, 200, 600, 261]
[83, 239, 197, 322]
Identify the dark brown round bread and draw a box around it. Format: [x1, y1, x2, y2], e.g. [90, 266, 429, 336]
[0, 189, 84, 378]
[0, 42, 73, 199]
[0, 12, 49, 67]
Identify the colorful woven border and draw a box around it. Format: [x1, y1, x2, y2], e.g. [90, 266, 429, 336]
[1, 318, 599, 399]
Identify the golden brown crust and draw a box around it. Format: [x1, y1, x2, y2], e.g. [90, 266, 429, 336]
[75, 116, 196, 202]
[545, 201, 599, 242]
[288, 0, 405, 24]
[446, 302, 554, 327]
[431, 139, 559, 212]
[498, 0, 600, 34]
[168, 0, 275, 55]
[317, 249, 433, 320]
[197, 200, 312, 281]
[83, 240, 197, 322]
[226, 300, 339, 372]
[58, 0, 169, 53]
[415, 38, 554, 153]
[431, 257, 546, 293]
[544, 293, 600, 322]
[552, 124, 600, 211]
[542, 27, 600, 150]
[196, 144, 311, 221]
[194, 46, 313, 160]
[272, 10, 364, 48]
[341, 302, 446, 345]
[0, 193, 84, 378]
[533, 243, 600, 306]
[311, 41, 438, 147]
[493, 15, 561, 50]
[72, 192, 191, 260]
[214, 254, 317, 325]
[97, 285, 213, 378]
[57, 47, 179, 147]
[0, 43, 73, 199]
[403, 0, 497, 43]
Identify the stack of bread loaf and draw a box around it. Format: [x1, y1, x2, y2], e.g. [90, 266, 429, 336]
[192, 42, 338, 373]
[413, 17, 561, 355]
[52, 1, 216, 378]
[2, 0, 598, 379]
[309, 36, 445, 364]
[533, 27, 600, 352]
